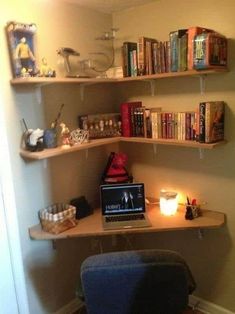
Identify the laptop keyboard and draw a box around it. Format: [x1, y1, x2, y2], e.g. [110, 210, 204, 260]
[106, 214, 145, 222]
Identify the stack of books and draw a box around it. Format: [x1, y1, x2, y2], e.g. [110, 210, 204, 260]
[121, 27, 227, 77]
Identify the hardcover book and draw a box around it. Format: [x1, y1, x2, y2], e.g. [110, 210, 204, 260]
[169, 31, 178, 72]
[138, 36, 158, 75]
[204, 101, 225, 143]
[178, 29, 188, 72]
[120, 101, 142, 137]
[199, 103, 206, 143]
[187, 26, 212, 70]
[193, 32, 227, 69]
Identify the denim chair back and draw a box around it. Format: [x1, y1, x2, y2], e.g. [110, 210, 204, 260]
[81, 249, 196, 314]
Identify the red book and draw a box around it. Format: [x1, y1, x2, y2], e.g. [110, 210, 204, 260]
[120, 102, 142, 137]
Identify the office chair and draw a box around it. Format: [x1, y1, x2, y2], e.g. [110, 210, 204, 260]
[80, 249, 196, 314]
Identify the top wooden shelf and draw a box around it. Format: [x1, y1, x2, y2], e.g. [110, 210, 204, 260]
[11, 68, 228, 86]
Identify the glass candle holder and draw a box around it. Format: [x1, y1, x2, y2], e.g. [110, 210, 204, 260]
[160, 190, 178, 216]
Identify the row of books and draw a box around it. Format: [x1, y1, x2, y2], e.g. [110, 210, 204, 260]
[122, 26, 227, 77]
[120, 101, 225, 143]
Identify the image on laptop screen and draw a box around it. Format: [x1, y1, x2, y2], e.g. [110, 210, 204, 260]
[100, 183, 145, 215]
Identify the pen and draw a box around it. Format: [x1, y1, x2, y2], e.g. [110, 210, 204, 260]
[187, 196, 190, 205]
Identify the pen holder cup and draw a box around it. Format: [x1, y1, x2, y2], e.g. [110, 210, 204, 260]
[185, 204, 200, 220]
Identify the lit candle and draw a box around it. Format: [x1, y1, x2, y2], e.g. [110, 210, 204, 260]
[160, 190, 178, 216]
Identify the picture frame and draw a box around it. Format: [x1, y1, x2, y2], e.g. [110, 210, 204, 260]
[78, 113, 122, 139]
[5, 21, 37, 78]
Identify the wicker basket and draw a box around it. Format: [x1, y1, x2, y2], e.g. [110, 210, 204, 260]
[39, 203, 77, 234]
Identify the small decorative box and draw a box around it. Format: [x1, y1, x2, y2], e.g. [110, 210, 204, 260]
[39, 203, 77, 234]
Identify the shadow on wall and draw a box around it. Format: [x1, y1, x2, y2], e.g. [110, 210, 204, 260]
[129, 224, 232, 303]
[27, 236, 125, 313]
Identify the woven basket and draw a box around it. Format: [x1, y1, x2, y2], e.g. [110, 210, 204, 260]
[39, 203, 77, 234]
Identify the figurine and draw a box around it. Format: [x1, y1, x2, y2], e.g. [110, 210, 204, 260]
[15, 37, 35, 75]
[40, 57, 55, 77]
[60, 123, 71, 146]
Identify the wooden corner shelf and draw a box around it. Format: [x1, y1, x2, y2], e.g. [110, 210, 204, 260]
[10, 76, 117, 86]
[116, 68, 228, 82]
[20, 137, 121, 160]
[120, 137, 227, 149]
[28, 206, 225, 241]
[11, 68, 228, 86]
[20, 138, 226, 160]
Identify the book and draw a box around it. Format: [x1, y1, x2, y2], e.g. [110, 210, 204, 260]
[120, 101, 142, 137]
[138, 36, 158, 75]
[169, 31, 178, 72]
[187, 26, 212, 70]
[122, 42, 138, 77]
[178, 29, 188, 71]
[130, 50, 138, 76]
[204, 101, 225, 143]
[164, 41, 171, 73]
[199, 103, 206, 143]
[194, 32, 227, 69]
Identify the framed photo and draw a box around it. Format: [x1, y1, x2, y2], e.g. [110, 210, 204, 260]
[78, 113, 122, 139]
[5, 21, 37, 78]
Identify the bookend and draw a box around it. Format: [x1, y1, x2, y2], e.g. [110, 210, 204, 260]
[101, 152, 133, 184]
[70, 196, 93, 219]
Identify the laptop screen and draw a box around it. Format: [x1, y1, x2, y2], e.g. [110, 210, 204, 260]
[100, 183, 145, 215]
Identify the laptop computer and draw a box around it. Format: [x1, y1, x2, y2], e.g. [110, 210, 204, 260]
[100, 183, 151, 230]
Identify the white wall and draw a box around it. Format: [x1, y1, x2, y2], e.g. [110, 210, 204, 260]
[1, 1, 116, 313]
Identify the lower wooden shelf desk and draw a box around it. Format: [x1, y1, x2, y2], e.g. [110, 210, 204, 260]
[29, 205, 225, 241]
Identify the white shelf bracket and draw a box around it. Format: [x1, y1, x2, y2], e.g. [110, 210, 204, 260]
[143, 79, 156, 96]
[153, 143, 157, 155]
[80, 85, 85, 102]
[35, 86, 42, 104]
[199, 148, 205, 159]
[52, 240, 57, 250]
[149, 80, 156, 96]
[197, 228, 204, 240]
[199, 75, 206, 95]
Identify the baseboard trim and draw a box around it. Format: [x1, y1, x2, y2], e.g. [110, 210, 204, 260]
[54, 298, 84, 314]
[189, 295, 235, 314]
[54, 295, 234, 314]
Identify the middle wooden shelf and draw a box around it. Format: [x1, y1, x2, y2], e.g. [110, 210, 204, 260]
[20, 137, 226, 160]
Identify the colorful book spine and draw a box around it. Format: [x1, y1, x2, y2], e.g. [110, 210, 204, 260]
[161, 113, 167, 139]
[169, 31, 178, 72]
[205, 101, 225, 143]
[120, 102, 142, 137]
[194, 32, 227, 69]
[138, 37, 158, 75]
[122, 42, 138, 77]
[164, 41, 171, 73]
[178, 29, 188, 71]
[199, 103, 206, 143]
[187, 26, 212, 70]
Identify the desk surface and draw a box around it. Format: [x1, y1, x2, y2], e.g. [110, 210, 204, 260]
[29, 206, 225, 240]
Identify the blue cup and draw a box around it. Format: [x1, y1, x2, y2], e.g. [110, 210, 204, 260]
[43, 128, 57, 148]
